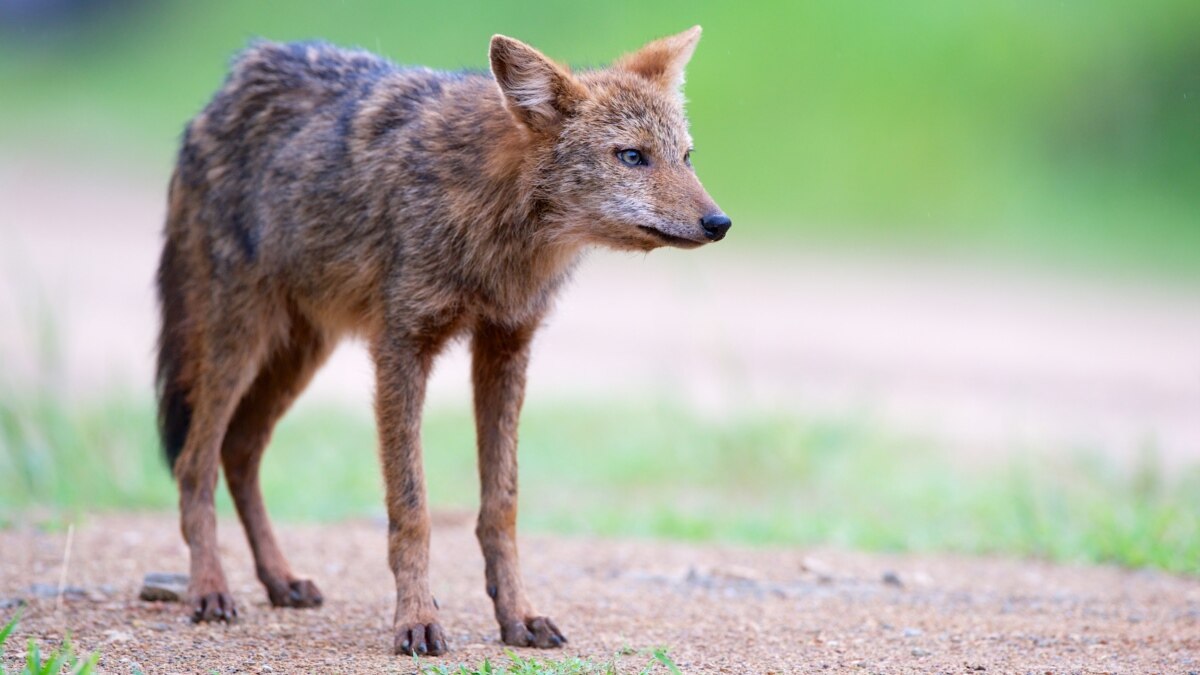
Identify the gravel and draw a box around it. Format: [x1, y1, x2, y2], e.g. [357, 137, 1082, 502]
[2, 514, 1198, 673]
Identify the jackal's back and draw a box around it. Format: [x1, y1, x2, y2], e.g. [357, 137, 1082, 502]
[175, 41, 453, 261]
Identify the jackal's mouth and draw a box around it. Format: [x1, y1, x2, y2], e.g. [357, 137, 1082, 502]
[637, 225, 705, 249]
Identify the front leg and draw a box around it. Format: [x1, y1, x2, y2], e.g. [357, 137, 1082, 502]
[472, 321, 566, 648]
[372, 334, 447, 656]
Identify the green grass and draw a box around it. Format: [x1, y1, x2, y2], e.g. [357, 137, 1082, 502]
[0, 614, 98, 675]
[1, 1, 1198, 276]
[2, 379, 1198, 574]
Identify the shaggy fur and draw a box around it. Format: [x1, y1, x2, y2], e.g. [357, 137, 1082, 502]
[156, 27, 728, 656]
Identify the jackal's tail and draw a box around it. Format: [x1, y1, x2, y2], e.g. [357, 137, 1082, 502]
[155, 171, 196, 472]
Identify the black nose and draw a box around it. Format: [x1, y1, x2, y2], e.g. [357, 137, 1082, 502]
[700, 213, 732, 241]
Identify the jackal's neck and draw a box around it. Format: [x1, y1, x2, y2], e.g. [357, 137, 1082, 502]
[468, 142, 584, 298]
[448, 93, 575, 242]
[429, 91, 583, 315]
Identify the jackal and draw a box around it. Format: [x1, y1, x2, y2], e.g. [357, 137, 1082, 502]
[156, 27, 729, 656]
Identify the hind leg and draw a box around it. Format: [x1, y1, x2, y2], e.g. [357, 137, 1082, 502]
[174, 310, 271, 623]
[222, 316, 331, 608]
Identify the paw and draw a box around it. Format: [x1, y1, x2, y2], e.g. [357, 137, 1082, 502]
[267, 578, 324, 609]
[502, 616, 566, 649]
[191, 591, 238, 623]
[394, 622, 448, 656]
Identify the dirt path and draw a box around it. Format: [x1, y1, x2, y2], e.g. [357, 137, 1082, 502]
[2, 514, 1197, 673]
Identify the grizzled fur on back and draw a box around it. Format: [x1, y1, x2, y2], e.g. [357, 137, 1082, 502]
[156, 29, 726, 652]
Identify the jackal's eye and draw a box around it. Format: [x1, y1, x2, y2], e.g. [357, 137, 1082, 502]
[616, 148, 645, 167]
[684, 150, 692, 165]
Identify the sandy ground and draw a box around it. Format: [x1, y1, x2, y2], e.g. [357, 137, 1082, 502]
[2, 514, 1199, 674]
[1, 159, 1199, 466]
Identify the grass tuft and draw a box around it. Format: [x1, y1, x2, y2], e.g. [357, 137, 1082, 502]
[0, 614, 98, 675]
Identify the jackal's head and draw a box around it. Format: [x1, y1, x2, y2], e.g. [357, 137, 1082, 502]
[490, 27, 730, 251]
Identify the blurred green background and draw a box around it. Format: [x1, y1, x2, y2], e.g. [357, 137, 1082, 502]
[2, 0, 1197, 274]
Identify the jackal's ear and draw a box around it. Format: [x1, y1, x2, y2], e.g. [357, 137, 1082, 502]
[617, 26, 702, 96]
[490, 35, 587, 133]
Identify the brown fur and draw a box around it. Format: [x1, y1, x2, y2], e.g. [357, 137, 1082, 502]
[155, 27, 727, 656]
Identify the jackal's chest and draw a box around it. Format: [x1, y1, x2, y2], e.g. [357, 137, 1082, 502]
[463, 250, 580, 329]
[465, 273, 565, 328]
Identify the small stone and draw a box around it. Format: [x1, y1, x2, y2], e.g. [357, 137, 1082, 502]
[801, 556, 830, 573]
[801, 557, 835, 584]
[27, 583, 88, 600]
[712, 565, 761, 582]
[0, 597, 26, 610]
[911, 648, 931, 657]
[140, 572, 189, 602]
[902, 627, 923, 638]
[27, 583, 55, 598]
[104, 630, 133, 643]
[882, 571, 903, 587]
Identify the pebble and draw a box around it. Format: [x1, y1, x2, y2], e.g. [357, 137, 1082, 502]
[911, 647, 931, 657]
[708, 564, 761, 582]
[139, 572, 189, 602]
[882, 571, 904, 587]
[104, 630, 134, 643]
[801, 557, 836, 583]
[27, 583, 88, 600]
[902, 627, 923, 638]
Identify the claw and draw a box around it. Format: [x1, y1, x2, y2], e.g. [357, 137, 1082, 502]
[502, 616, 566, 649]
[395, 623, 448, 656]
[268, 578, 323, 608]
[191, 591, 238, 623]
